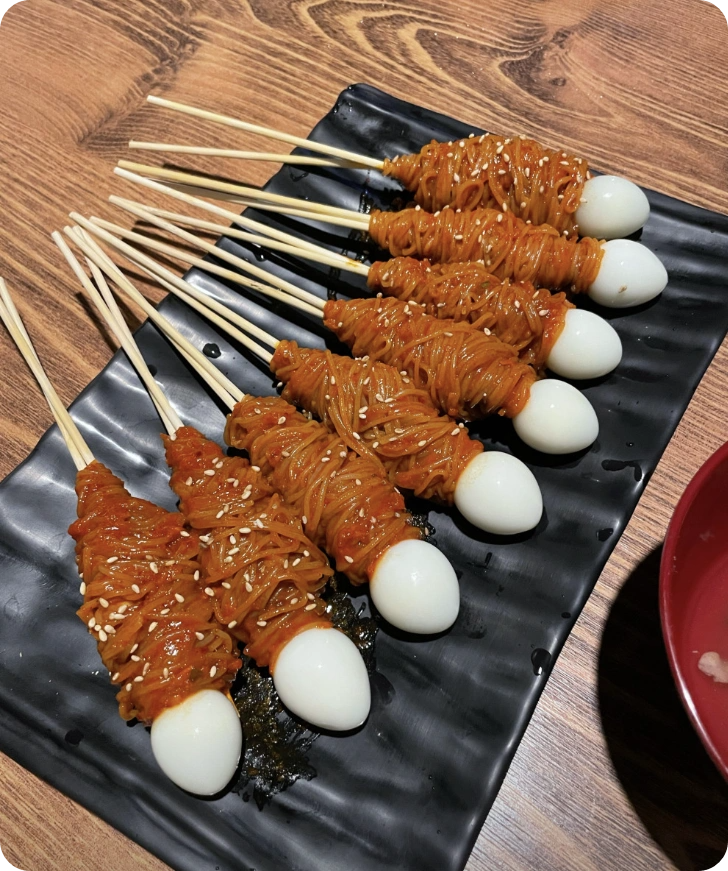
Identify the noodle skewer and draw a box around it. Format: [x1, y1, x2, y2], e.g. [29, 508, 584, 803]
[117, 208, 621, 382]
[0, 272, 243, 796]
[83, 208, 599, 455]
[59, 230, 372, 732]
[117, 161, 667, 309]
[79, 231, 543, 535]
[68, 218, 461, 636]
[111, 170, 622, 380]
[136, 96, 650, 239]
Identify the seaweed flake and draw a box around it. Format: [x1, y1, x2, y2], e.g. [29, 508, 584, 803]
[231, 576, 378, 805]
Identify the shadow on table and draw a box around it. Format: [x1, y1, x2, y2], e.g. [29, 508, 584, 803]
[597, 545, 728, 871]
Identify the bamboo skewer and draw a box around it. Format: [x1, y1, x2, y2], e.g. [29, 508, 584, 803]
[110, 195, 362, 276]
[80, 206, 325, 317]
[144, 95, 384, 170]
[117, 161, 370, 229]
[128, 143, 349, 167]
[64, 225, 243, 408]
[0, 278, 93, 471]
[52, 231, 183, 438]
[113, 168, 365, 270]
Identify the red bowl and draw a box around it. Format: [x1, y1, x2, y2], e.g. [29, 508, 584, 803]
[660, 440, 728, 779]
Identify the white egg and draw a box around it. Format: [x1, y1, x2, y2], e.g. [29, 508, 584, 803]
[546, 309, 623, 380]
[370, 539, 459, 634]
[588, 239, 668, 308]
[272, 627, 371, 731]
[575, 175, 651, 239]
[150, 689, 242, 795]
[512, 379, 599, 454]
[453, 451, 543, 535]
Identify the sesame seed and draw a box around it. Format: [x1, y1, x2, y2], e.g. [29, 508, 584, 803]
[372, 441, 379, 448]
[131, 644, 139, 653]
[99, 598, 109, 608]
[204, 469, 215, 477]
[134, 676, 144, 683]
[131, 655, 141, 662]
[418, 440, 427, 447]
[194, 570, 200, 581]
[79, 582, 87, 596]
[254, 408, 261, 414]
[353, 432, 361, 440]
[209, 666, 217, 678]
[98, 630, 108, 642]
[497, 214, 503, 223]
[106, 557, 118, 564]
[160, 608, 170, 615]
[224, 557, 233, 564]
[240, 527, 251, 534]
[104, 625, 115, 634]
[483, 328, 492, 336]
[284, 559, 289, 569]
[539, 309, 549, 317]
[216, 510, 224, 519]
[292, 558, 301, 567]
[143, 662, 150, 675]
[321, 457, 330, 463]
[255, 519, 263, 528]
[302, 516, 307, 525]
[195, 632, 205, 641]
[257, 620, 267, 627]
[291, 597, 299, 605]
[163, 668, 169, 679]
[149, 622, 158, 632]
[304, 550, 310, 557]
[454, 234, 463, 241]
[149, 562, 158, 574]
[451, 427, 460, 436]
[112, 672, 120, 681]
[229, 547, 240, 555]
[245, 581, 253, 593]
[344, 555, 354, 564]
[185, 477, 193, 486]
[126, 683, 133, 692]
[305, 603, 317, 611]
[502, 203, 508, 211]
[222, 582, 232, 589]
[88, 618, 96, 629]
[228, 620, 238, 629]
[277, 416, 286, 425]
[514, 300, 521, 310]
[205, 587, 215, 597]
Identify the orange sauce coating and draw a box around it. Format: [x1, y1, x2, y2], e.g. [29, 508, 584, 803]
[323, 297, 537, 421]
[224, 396, 421, 585]
[382, 134, 588, 234]
[70, 461, 241, 724]
[367, 258, 573, 370]
[163, 427, 333, 670]
[270, 340, 483, 503]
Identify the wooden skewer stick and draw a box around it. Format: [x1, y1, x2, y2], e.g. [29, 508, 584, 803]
[114, 168, 364, 269]
[86, 205, 325, 316]
[70, 220, 282, 358]
[65, 225, 243, 408]
[128, 142, 349, 168]
[133, 257, 279, 365]
[52, 230, 183, 437]
[110, 195, 361, 276]
[145, 95, 385, 170]
[77, 212, 322, 320]
[117, 161, 370, 229]
[0, 277, 94, 470]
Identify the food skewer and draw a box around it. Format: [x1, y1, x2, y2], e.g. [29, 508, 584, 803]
[136, 95, 651, 239]
[117, 161, 668, 309]
[111, 169, 623, 381]
[81, 207, 599, 455]
[58, 229, 372, 732]
[73, 224, 543, 535]
[0, 273, 243, 796]
[68, 218, 461, 636]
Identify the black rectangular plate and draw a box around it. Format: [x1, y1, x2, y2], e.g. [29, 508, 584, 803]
[0, 84, 727, 871]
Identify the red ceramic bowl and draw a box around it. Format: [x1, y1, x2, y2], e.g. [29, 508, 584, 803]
[660, 440, 728, 780]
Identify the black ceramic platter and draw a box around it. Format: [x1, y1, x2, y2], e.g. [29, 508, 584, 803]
[1, 84, 727, 871]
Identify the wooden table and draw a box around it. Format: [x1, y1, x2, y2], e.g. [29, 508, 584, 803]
[1, 1, 727, 869]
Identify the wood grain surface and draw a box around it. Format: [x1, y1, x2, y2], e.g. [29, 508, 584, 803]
[1, 1, 727, 869]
